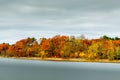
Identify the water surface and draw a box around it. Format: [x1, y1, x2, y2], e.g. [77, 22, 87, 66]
[0, 58, 120, 80]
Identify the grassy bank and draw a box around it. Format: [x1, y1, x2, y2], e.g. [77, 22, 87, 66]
[1, 57, 119, 63]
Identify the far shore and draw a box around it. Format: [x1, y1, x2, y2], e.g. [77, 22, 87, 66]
[0, 56, 120, 63]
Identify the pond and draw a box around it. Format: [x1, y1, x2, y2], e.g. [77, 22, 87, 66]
[0, 58, 120, 80]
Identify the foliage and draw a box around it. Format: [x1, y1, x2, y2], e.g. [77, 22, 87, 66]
[1, 35, 120, 60]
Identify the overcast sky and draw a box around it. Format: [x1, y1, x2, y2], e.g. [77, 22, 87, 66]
[0, 0, 120, 44]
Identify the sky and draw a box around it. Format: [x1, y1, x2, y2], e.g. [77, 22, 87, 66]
[0, 0, 120, 44]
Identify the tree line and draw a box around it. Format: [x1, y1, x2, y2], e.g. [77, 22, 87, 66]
[0, 35, 120, 60]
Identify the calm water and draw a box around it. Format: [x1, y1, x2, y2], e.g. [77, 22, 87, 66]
[0, 58, 120, 80]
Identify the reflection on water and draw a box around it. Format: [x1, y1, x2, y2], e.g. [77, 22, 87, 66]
[0, 58, 120, 80]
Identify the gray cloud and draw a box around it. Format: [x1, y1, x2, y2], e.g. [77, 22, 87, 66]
[0, 0, 120, 43]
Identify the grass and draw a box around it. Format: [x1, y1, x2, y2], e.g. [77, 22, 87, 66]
[3, 57, 120, 63]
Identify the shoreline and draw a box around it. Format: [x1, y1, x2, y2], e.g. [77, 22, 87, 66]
[0, 56, 120, 63]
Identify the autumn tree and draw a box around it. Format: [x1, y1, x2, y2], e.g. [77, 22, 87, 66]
[7, 45, 16, 57]
[0, 43, 9, 56]
[87, 42, 101, 60]
[52, 35, 69, 57]
[14, 37, 37, 57]
[40, 38, 52, 57]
